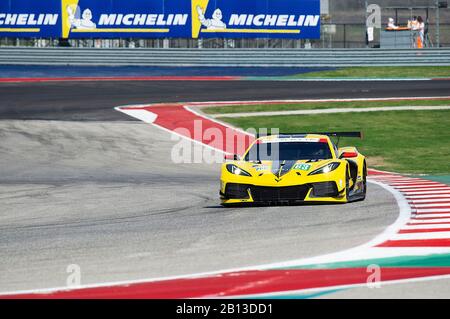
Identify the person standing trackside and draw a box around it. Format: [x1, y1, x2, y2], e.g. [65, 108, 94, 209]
[413, 16, 425, 48]
[408, 16, 418, 29]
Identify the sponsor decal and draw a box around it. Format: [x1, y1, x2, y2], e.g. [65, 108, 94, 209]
[0, 1, 60, 36]
[253, 165, 269, 172]
[293, 163, 311, 171]
[228, 14, 319, 27]
[0, 13, 58, 26]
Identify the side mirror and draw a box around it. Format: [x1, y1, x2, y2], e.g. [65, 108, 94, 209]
[340, 151, 358, 159]
[224, 154, 239, 161]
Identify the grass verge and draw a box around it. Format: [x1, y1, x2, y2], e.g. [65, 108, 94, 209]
[218, 110, 450, 174]
[201, 99, 450, 115]
[291, 66, 450, 79]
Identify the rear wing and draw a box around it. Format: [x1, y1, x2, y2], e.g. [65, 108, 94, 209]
[257, 132, 363, 139]
[309, 132, 363, 139]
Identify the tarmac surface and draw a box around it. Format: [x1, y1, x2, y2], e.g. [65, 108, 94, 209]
[0, 78, 448, 296]
[1, 79, 450, 121]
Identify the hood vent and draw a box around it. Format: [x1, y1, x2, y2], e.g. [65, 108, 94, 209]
[271, 160, 297, 178]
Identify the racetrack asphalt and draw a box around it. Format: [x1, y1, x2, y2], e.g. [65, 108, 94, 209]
[0, 120, 397, 293]
[1, 79, 450, 121]
[0, 79, 448, 296]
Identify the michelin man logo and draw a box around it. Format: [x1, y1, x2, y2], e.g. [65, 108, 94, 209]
[196, 6, 226, 30]
[67, 5, 96, 30]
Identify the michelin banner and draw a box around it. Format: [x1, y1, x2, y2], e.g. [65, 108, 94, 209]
[1, 0, 320, 39]
[193, 0, 320, 39]
[61, 0, 191, 39]
[0, 0, 61, 38]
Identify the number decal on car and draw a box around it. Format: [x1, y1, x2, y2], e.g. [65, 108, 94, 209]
[293, 164, 311, 171]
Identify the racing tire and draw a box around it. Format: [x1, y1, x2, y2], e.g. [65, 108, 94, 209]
[361, 163, 367, 200]
[345, 168, 351, 202]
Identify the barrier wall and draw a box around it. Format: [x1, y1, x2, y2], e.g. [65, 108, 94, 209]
[1, 47, 450, 67]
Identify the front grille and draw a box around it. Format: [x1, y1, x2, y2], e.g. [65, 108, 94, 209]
[224, 183, 251, 199]
[311, 182, 339, 197]
[249, 185, 309, 202]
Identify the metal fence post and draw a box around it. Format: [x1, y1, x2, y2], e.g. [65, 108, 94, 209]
[436, 0, 441, 48]
[343, 24, 347, 48]
[365, 0, 369, 48]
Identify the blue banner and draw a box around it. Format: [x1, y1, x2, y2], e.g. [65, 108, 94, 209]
[0, 0, 61, 38]
[62, 0, 191, 39]
[0, 1, 320, 39]
[193, 0, 320, 39]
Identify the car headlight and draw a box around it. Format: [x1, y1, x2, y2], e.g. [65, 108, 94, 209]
[226, 164, 252, 177]
[308, 162, 340, 176]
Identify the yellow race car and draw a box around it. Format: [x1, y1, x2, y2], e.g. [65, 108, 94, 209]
[220, 132, 366, 206]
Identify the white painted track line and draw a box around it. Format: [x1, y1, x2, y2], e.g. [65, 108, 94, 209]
[114, 108, 158, 124]
[414, 208, 450, 213]
[413, 214, 450, 219]
[402, 224, 450, 229]
[394, 185, 447, 189]
[391, 231, 450, 240]
[188, 96, 450, 108]
[409, 218, 450, 224]
[410, 199, 450, 203]
[413, 202, 450, 211]
[210, 105, 450, 118]
[399, 187, 450, 192]
[407, 194, 450, 199]
[391, 182, 444, 186]
[403, 191, 450, 195]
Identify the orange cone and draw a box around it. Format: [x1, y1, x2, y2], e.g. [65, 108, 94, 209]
[417, 36, 423, 49]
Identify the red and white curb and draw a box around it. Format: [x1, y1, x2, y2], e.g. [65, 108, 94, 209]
[370, 172, 450, 248]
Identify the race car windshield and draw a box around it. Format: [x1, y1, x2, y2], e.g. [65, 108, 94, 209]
[245, 142, 333, 161]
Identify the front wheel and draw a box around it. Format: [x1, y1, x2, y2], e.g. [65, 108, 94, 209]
[345, 169, 351, 202]
[361, 163, 367, 200]
[344, 165, 366, 202]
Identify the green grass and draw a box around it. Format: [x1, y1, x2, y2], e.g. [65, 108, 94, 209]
[219, 110, 450, 174]
[202, 99, 450, 115]
[292, 66, 450, 79]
